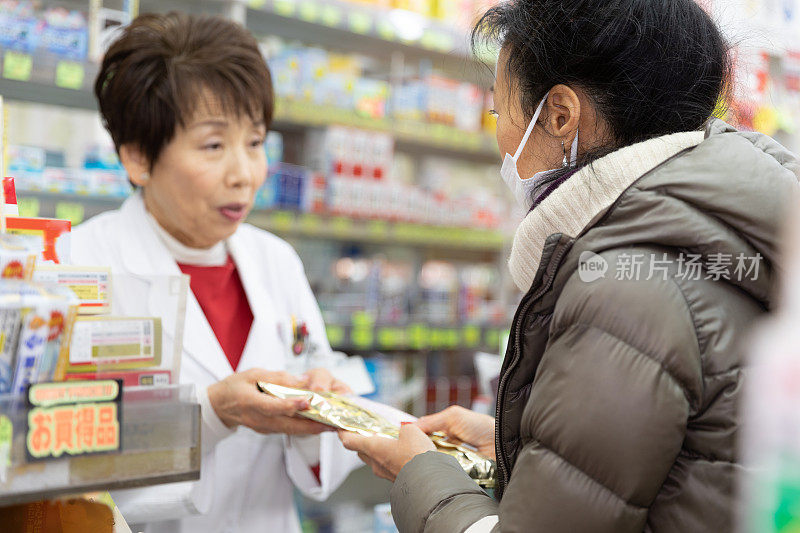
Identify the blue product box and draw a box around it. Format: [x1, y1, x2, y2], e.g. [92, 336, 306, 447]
[0, 14, 38, 52]
[271, 163, 307, 210]
[39, 25, 88, 60]
[38, 8, 88, 60]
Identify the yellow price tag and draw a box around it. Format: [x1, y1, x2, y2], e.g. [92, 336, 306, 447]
[376, 21, 395, 41]
[300, 214, 321, 233]
[331, 216, 353, 237]
[18, 197, 40, 218]
[0, 415, 11, 443]
[3, 51, 33, 81]
[430, 329, 446, 348]
[55, 202, 85, 226]
[393, 223, 418, 241]
[367, 220, 388, 238]
[435, 33, 455, 52]
[351, 327, 373, 349]
[446, 329, 460, 348]
[484, 329, 501, 351]
[298, 1, 318, 22]
[351, 311, 375, 328]
[432, 124, 449, 142]
[274, 0, 295, 17]
[320, 5, 342, 27]
[326, 325, 345, 347]
[420, 31, 438, 49]
[55, 60, 85, 90]
[0, 414, 12, 474]
[349, 12, 372, 34]
[407, 324, 429, 349]
[377, 328, 398, 348]
[462, 325, 481, 347]
[269, 211, 294, 231]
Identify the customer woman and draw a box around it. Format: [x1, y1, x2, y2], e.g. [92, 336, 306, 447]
[339, 1, 800, 531]
[71, 13, 360, 533]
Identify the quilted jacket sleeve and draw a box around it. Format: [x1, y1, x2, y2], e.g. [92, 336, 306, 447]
[391, 253, 704, 533]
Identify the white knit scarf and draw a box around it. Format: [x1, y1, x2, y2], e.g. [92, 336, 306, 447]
[508, 131, 706, 292]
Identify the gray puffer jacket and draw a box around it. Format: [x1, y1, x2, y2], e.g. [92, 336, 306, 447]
[390, 120, 799, 532]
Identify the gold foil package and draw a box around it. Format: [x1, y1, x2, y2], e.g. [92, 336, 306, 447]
[258, 382, 496, 488]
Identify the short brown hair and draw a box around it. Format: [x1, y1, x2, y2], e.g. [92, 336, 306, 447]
[95, 12, 273, 167]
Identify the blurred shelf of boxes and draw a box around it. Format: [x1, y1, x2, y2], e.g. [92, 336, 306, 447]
[0, 49, 499, 160]
[324, 322, 506, 352]
[17, 189, 507, 252]
[245, 0, 479, 58]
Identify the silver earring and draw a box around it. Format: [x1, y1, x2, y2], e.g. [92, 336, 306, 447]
[562, 141, 568, 168]
[140, 172, 150, 182]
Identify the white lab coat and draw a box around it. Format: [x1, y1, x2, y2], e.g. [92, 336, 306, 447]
[71, 193, 362, 533]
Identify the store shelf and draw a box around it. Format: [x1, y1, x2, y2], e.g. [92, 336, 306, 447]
[0, 51, 98, 110]
[247, 209, 507, 252]
[325, 322, 507, 352]
[0, 52, 498, 160]
[246, 0, 480, 61]
[17, 190, 507, 252]
[0, 384, 200, 506]
[274, 100, 498, 159]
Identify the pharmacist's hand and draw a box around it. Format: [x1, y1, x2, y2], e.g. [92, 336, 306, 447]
[207, 369, 331, 435]
[303, 367, 352, 394]
[338, 424, 435, 482]
[415, 405, 496, 459]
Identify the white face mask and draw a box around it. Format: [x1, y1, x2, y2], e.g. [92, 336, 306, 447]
[500, 92, 579, 210]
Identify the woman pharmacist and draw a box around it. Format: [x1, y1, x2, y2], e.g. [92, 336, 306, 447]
[340, 0, 799, 532]
[71, 13, 360, 533]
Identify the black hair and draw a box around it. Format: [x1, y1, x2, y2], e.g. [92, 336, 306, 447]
[473, 0, 731, 150]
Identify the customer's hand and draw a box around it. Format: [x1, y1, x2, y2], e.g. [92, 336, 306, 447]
[303, 367, 352, 394]
[338, 424, 436, 481]
[415, 405, 496, 459]
[207, 369, 331, 435]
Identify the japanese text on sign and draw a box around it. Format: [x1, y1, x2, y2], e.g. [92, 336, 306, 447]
[27, 403, 120, 458]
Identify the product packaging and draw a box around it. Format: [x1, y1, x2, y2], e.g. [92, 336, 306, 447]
[39, 7, 89, 60]
[60, 316, 163, 380]
[258, 382, 496, 488]
[0, 281, 78, 394]
[33, 265, 111, 315]
[269, 163, 307, 210]
[6, 216, 71, 264]
[0, 1, 38, 53]
[72, 273, 189, 387]
[3, 177, 18, 216]
[35, 284, 79, 383]
[0, 233, 40, 280]
[0, 282, 31, 392]
[7, 145, 46, 188]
